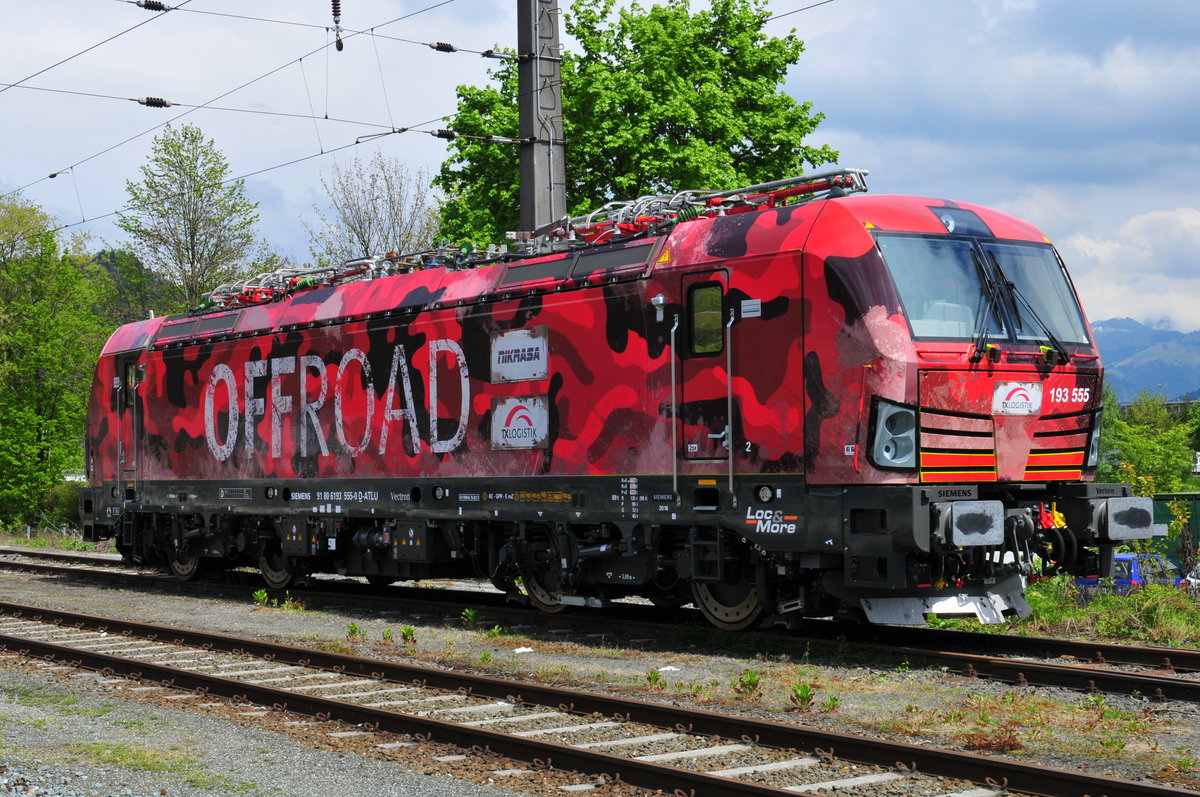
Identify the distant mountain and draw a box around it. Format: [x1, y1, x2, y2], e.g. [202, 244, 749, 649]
[1091, 318, 1200, 401]
[1091, 318, 1182, 365]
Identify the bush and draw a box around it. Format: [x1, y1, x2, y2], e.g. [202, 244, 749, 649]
[43, 481, 83, 527]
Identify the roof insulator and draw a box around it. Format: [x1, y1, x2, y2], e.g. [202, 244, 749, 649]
[136, 97, 173, 108]
[434, 129, 457, 140]
[431, 41, 457, 53]
[136, 1, 171, 10]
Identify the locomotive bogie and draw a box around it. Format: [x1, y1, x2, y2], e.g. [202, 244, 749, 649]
[81, 173, 1160, 628]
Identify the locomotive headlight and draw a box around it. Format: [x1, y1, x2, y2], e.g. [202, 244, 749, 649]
[870, 399, 918, 470]
[1086, 409, 1102, 468]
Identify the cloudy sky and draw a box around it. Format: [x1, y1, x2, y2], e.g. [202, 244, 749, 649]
[2, 1, 1198, 329]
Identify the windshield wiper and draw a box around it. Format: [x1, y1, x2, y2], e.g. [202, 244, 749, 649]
[968, 249, 1002, 363]
[987, 251, 1071, 366]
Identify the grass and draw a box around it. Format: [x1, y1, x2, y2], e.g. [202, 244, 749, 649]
[944, 575, 1200, 647]
[0, 530, 95, 552]
[2, 687, 115, 719]
[64, 743, 257, 792]
[926, 575, 1200, 648]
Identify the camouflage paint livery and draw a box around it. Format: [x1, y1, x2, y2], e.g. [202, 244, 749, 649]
[81, 190, 1155, 628]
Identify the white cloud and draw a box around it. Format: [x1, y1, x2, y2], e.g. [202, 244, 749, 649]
[1062, 208, 1200, 331]
[4, 0, 1200, 321]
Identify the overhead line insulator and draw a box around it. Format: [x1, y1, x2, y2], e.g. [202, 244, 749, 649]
[431, 42, 457, 53]
[136, 1, 171, 11]
[135, 97, 173, 108]
[332, 0, 344, 52]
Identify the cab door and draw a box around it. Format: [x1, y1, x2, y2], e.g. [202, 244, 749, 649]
[115, 356, 141, 483]
[679, 270, 732, 460]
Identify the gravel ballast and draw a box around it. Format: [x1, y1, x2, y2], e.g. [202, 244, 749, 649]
[0, 666, 524, 797]
[1, 564, 1199, 795]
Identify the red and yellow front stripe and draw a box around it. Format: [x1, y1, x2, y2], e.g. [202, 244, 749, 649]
[920, 451, 997, 483]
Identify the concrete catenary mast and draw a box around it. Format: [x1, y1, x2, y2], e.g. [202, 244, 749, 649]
[517, 0, 567, 232]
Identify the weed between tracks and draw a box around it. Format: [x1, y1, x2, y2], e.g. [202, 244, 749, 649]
[349, 615, 1198, 782]
[10, 534, 1200, 788]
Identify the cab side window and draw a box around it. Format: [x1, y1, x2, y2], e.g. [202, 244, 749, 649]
[122, 362, 140, 410]
[689, 283, 724, 356]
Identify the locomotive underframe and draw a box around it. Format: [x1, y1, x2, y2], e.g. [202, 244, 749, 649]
[81, 473, 1153, 628]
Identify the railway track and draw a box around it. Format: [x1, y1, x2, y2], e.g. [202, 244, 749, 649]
[0, 600, 1192, 797]
[3, 545, 1199, 706]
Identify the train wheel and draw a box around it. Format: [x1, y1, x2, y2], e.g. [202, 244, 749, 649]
[258, 544, 295, 590]
[167, 545, 202, 581]
[524, 572, 569, 614]
[691, 579, 764, 631]
[521, 525, 568, 615]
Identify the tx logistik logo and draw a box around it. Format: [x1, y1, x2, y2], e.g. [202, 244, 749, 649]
[500, 404, 538, 442]
[1000, 386, 1035, 414]
[992, 382, 1042, 416]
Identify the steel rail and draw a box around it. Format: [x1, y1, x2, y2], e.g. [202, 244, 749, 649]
[5, 552, 1200, 701]
[800, 619, 1200, 673]
[0, 602, 1192, 797]
[0, 630, 787, 797]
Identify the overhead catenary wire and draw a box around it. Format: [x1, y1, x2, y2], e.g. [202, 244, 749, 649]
[765, 0, 839, 24]
[0, 81, 408, 131]
[8, 0, 837, 200]
[0, 80, 538, 147]
[0, 0, 194, 99]
[3, 0, 837, 235]
[160, 2, 505, 57]
[1, 0, 464, 201]
[10, 113, 455, 251]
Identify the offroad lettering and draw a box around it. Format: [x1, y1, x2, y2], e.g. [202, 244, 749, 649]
[203, 340, 469, 461]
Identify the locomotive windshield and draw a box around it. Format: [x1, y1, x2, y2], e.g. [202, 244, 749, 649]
[982, 241, 1089, 345]
[877, 234, 1089, 345]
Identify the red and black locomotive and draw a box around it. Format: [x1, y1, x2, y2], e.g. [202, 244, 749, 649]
[80, 168, 1156, 629]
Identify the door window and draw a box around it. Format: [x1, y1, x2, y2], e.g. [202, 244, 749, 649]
[689, 283, 724, 355]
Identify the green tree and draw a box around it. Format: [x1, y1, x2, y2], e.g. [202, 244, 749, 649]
[0, 195, 112, 524]
[93, 248, 174, 326]
[435, 0, 837, 243]
[117, 123, 262, 310]
[1098, 387, 1198, 496]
